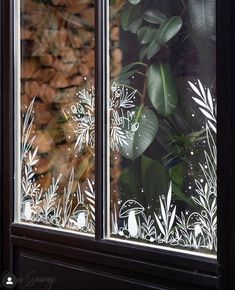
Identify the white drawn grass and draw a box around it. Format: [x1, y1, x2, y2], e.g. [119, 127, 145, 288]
[84, 179, 95, 224]
[61, 167, 74, 227]
[141, 213, 156, 242]
[21, 98, 36, 160]
[189, 79, 216, 133]
[154, 182, 176, 243]
[42, 174, 62, 222]
[112, 80, 217, 253]
[21, 99, 96, 233]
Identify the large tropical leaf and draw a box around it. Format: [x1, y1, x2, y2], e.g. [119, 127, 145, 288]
[138, 39, 161, 61]
[147, 62, 179, 116]
[128, 0, 141, 4]
[120, 3, 141, 31]
[137, 25, 158, 44]
[146, 40, 160, 59]
[121, 106, 159, 160]
[142, 9, 167, 24]
[157, 16, 182, 45]
[121, 61, 146, 74]
[188, 0, 215, 38]
[142, 155, 169, 204]
[120, 164, 142, 202]
[138, 45, 147, 60]
[138, 16, 182, 60]
[120, 155, 169, 209]
[118, 69, 137, 82]
[118, 61, 146, 81]
[129, 17, 143, 33]
[169, 163, 184, 189]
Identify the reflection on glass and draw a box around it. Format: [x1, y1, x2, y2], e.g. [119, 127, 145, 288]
[109, 0, 216, 255]
[19, 0, 95, 234]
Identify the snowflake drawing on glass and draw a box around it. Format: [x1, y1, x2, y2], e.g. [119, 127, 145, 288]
[112, 80, 217, 253]
[21, 99, 95, 234]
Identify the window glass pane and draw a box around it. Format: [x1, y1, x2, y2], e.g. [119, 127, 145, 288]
[109, 0, 216, 256]
[17, 0, 95, 234]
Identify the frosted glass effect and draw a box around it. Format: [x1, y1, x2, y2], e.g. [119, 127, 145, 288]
[19, 0, 95, 234]
[109, 0, 216, 255]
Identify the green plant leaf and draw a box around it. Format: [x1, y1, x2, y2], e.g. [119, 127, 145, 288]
[129, 17, 143, 33]
[138, 17, 182, 60]
[120, 164, 142, 201]
[147, 62, 179, 116]
[169, 163, 194, 205]
[137, 25, 158, 44]
[121, 106, 159, 160]
[118, 61, 147, 81]
[169, 163, 184, 189]
[121, 61, 146, 74]
[142, 155, 169, 204]
[188, 0, 215, 38]
[118, 69, 137, 81]
[128, 0, 141, 4]
[120, 3, 141, 31]
[139, 45, 148, 60]
[146, 40, 160, 59]
[171, 183, 193, 205]
[142, 9, 167, 24]
[172, 129, 206, 145]
[157, 16, 182, 45]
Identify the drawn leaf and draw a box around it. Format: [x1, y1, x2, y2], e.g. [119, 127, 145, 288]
[154, 212, 165, 235]
[199, 108, 215, 121]
[159, 198, 167, 224]
[189, 81, 203, 98]
[169, 206, 176, 231]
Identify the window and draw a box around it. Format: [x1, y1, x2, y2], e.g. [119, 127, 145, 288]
[108, 0, 216, 257]
[16, 0, 96, 234]
[16, 0, 216, 257]
[1, 0, 233, 289]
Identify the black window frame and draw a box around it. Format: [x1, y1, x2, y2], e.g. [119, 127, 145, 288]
[0, 0, 235, 289]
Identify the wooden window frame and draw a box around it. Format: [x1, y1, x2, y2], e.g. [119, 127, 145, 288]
[0, 0, 235, 289]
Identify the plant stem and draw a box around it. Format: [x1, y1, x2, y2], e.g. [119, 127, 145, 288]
[140, 66, 149, 104]
[141, 79, 147, 104]
[132, 61, 148, 68]
[180, 0, 186, 16]
[136, 71, 147, 77]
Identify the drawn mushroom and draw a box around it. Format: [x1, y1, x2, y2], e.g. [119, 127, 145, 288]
[22, 195, 34, 221]
[187, 212, 203, 238]
[119, 200, 144, 238]
[72, 203, 89, 230]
